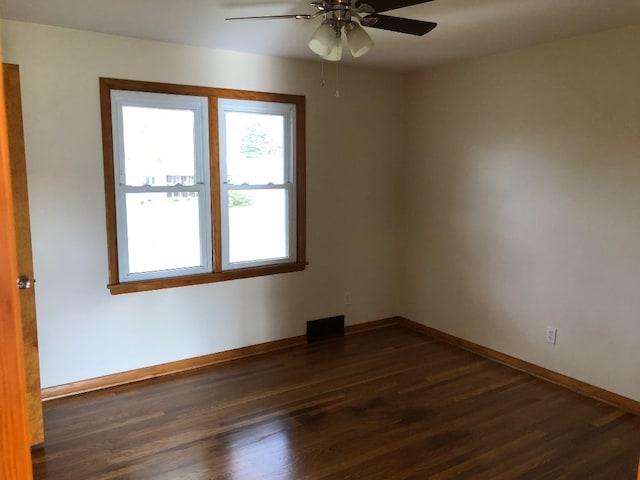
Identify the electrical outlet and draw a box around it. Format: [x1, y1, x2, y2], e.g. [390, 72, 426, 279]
[545, 326, 557, 344]
[344, 292, 352, 305]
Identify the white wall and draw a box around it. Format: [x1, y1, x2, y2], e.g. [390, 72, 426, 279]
[403, 25, 640, 401]
[5, 19, 639, 403]
[1, 21, 406, 388]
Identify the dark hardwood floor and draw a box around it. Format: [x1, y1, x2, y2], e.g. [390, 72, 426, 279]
[32, 326, 640, 479]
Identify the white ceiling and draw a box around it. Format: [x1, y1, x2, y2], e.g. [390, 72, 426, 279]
[1, 0, 640, 72]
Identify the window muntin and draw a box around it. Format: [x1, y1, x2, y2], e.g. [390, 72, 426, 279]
[101, 78, 306, 293]
[111, 91, 212, 282]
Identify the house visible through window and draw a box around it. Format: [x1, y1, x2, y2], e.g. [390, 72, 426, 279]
[100, 78, 306, 294]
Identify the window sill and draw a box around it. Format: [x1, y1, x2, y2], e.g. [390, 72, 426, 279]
[107, 262, 307, 295]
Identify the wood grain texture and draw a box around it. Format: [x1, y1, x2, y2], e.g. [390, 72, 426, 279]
[106, 262, 307, 294]
[42, 334, 306, 401]
[32, 326, 640, 479]
[294, 96, 306, 265]
[0, 60, 34, 480]
[42, 315, 640, 420]
[209, 95, 222, 272]
[98, 76, 119, 288]
[398, 317, 640, 416]
[4, 62, 45, 446]
[41, 318, 401, 400]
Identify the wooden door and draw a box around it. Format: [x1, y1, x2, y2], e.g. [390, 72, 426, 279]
[4, 63, 45, 445]
[0, 58, 35, 478]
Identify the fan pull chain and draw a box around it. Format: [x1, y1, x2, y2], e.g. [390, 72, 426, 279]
[334, 32, 340, 97]
[320, 59, 326, 87]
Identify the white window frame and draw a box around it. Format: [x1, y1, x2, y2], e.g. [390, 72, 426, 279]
[218, 99, 297, 270]
[110, 90, 212, 282]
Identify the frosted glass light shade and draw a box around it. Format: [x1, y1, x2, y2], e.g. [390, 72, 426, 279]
[321, 36, 342, 61]
[309, 22, 336, 57]
[346, 23, 373, 58]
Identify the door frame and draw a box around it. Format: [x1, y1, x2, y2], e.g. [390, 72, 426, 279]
[4, 62, 44, 445]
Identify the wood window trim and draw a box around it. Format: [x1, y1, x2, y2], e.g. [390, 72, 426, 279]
[99, 77, 306, 294]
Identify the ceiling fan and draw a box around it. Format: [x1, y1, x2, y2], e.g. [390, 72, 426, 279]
[226, 0, 437, 61]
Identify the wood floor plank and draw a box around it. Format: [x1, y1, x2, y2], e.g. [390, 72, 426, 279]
[32, 326, 640, 479]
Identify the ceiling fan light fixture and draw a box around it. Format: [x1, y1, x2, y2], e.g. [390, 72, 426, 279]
[320, 34, 343, 61]
[228, 0, 440, 65]
[309, 22, 337, 57]
[345, 22, 374, 58]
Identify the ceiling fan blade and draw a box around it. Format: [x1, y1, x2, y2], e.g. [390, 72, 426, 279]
[361, 14, 436, 36]
[221, 1, 297, 5]
[226, 14, 314, 21]
[354, 0, 436, 14]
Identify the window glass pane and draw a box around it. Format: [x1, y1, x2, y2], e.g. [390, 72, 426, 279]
[125, 192, 203, 273]
[122, 106, 196, 186]
[228, 189, 287, 263]
[224, 112, 285, 185]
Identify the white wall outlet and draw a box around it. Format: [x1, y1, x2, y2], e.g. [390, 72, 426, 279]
[344, 292, 352, 305]
[545, 326, 557, 344]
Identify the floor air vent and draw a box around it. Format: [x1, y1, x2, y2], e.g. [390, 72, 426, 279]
[306, 315, 345, 342]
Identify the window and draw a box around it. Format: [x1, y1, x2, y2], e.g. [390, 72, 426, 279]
[218, 99, 297, 270]
[110, 91, 212, 282]
[100, 78, 306, 294]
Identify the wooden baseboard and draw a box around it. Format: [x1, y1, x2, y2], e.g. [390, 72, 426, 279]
[397, 317, 640, 417]
[345, 317, 399, 335]
[41, 317, 400, 401]
[41, 334, 306, 401]
[42, 315, 640, 417]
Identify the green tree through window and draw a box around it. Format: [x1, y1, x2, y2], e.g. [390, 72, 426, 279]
[240, 120, 282, 158]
